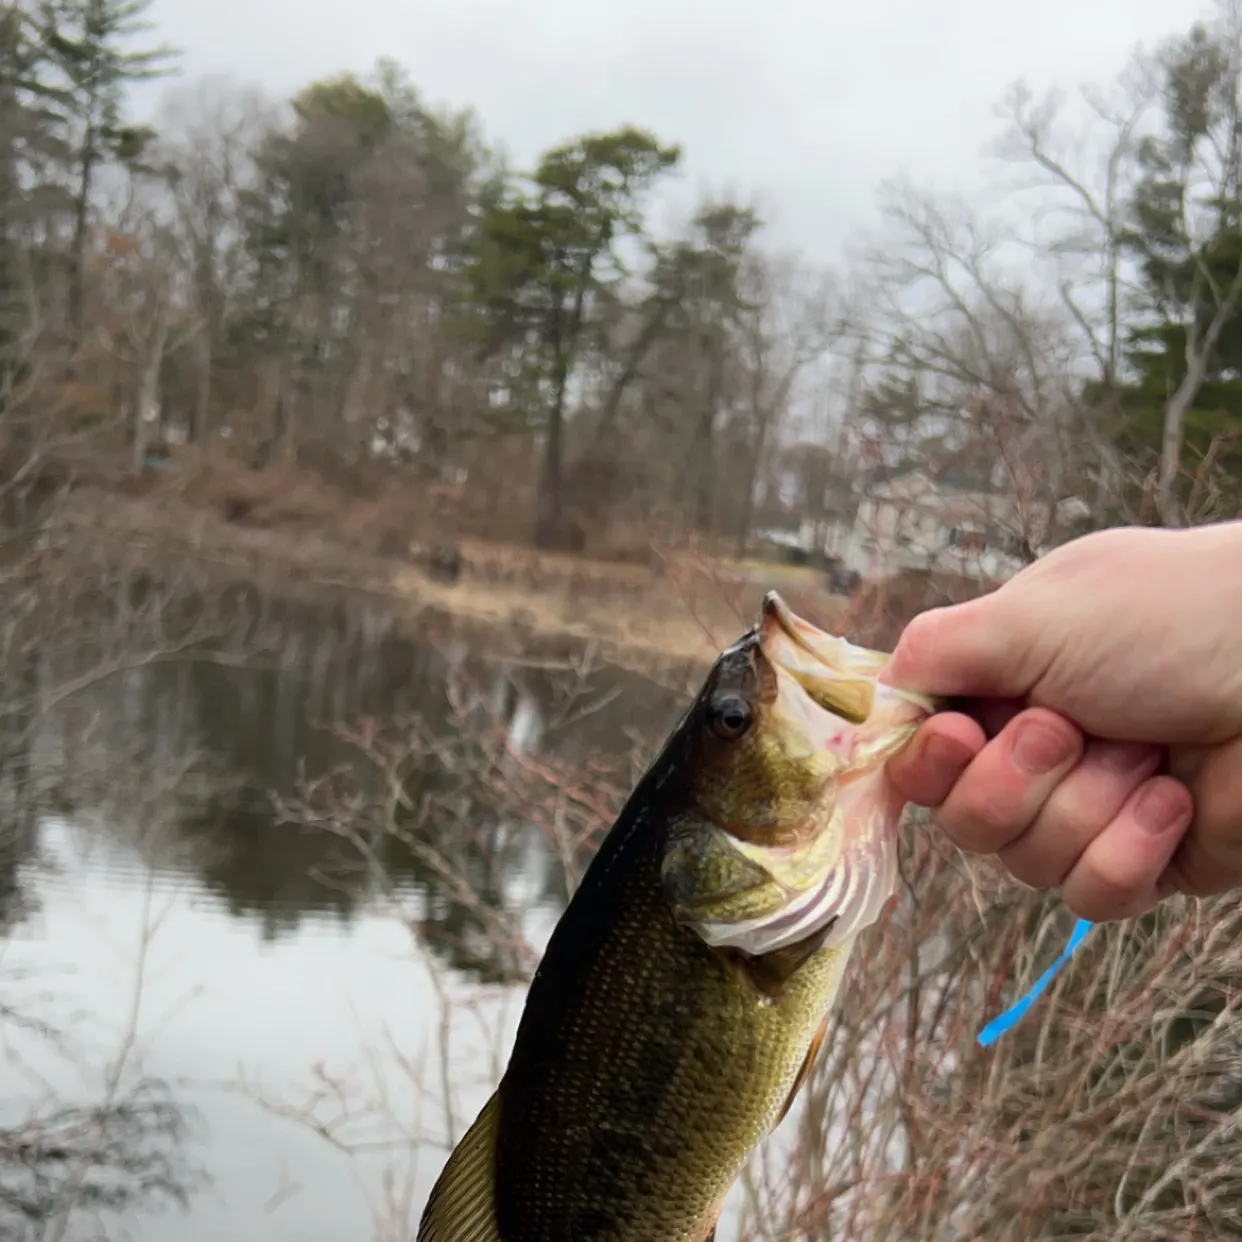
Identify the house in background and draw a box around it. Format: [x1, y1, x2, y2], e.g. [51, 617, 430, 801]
[831, 462, 1029, 583]
[756, 443, 1091, 586]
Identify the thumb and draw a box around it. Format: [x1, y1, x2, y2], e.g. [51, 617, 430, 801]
[884, 591, 1050, 701]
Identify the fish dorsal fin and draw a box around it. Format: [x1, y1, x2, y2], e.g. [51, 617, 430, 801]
[417, 1091, 504, 1242]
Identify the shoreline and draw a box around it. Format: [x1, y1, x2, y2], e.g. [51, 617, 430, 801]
[54, 487, 850, 687]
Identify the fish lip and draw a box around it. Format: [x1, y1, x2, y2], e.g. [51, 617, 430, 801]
[760, 590, 883, 676]
[758, 591, 937, 716]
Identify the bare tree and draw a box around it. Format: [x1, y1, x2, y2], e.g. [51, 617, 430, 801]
[846, 181, 1102, 560]
[989, 70, 1155, 391]
[729, 250, 838, 556]
[157, 76, 277, 444]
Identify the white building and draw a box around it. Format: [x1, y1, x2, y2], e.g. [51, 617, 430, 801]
[757, 449, 1092, 587]
[831, 464, 1029, 583]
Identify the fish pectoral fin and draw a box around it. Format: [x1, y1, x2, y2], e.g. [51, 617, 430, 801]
[732, 915, 838, 1001]
[774, 1012, 830, 1129]
[417, 1091, 504, 1242]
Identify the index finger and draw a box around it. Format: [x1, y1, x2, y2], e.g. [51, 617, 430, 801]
[887, 712, 988, 808]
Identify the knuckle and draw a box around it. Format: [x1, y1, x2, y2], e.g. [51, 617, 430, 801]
[936, 789, 1026, 853]
[1005, 850, 1066, 892]
[900, 607, 945, 653]
[1063, 867, 1148, 922]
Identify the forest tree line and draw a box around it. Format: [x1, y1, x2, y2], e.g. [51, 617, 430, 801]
[0, 0, 1240, 554]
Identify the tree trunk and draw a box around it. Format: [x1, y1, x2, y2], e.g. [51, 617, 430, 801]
[590, 295, 673, 446]
[68, 133, 97, 343]
[734, 351, 800, 558]
[192, 330, 212, 444]
[692, 340, 725, 535]
[536, 350, 569, 548]
[131, 300, 168, 473]
[1158, 266, 1242, 526]
[339, 336, 375, 449]
[537, 274, 589, 551]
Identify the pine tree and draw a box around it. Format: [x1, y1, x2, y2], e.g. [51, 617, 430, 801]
[32, 0, 177, 339]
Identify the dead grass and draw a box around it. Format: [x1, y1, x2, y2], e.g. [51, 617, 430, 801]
[410, 535, 849, 667]
[56, 468, 851, 680]
[118, 443, 438, 556]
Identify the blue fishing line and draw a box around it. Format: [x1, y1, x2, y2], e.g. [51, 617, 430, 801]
[976, 917, 1095, 1047]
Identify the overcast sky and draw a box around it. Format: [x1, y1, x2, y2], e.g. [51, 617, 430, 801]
[138, 0, 1202, 265]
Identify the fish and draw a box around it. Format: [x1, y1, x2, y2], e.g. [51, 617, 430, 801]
[417, 590, 936, 1242]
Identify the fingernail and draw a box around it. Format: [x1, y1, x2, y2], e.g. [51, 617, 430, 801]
[1097, 741, 1158, 774]
[923, 734, 974, 775]
[1012, 719, 1077, 774]
[1134, 781, 1192, 836]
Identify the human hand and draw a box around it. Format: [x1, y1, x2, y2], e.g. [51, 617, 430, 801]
[882, 521, 1242, 921]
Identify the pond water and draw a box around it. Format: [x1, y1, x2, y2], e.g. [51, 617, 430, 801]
[0, 592, 713, 1242]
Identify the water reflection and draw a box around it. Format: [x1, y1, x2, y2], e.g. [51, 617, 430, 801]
[24, 590, 684, 958]
[2, 586, 689, 1241]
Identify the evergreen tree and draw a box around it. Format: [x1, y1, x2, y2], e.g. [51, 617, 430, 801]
[32, 0, 177, 338]
[460, 126, 681, 546]
[1105, 20, 1242, 521]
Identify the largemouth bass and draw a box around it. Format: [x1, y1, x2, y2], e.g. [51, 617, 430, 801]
[418, 591, 934, 1242]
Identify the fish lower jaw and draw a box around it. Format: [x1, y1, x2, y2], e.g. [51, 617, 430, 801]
[690, 839, 897, 959]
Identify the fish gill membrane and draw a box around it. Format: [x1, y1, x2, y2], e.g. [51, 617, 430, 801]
[415, 591, 1066, 1242]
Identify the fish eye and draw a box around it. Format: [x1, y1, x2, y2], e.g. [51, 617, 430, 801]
[708, 694, 753, 741]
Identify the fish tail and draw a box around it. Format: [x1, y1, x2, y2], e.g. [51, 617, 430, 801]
[417, 1091, 505, 1242]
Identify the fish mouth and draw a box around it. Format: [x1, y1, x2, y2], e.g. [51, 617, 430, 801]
[758, 591, 937, 723]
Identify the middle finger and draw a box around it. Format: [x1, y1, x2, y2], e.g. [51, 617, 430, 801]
[933, 707, 1085, 855]
[997, 738, 1163, 890]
